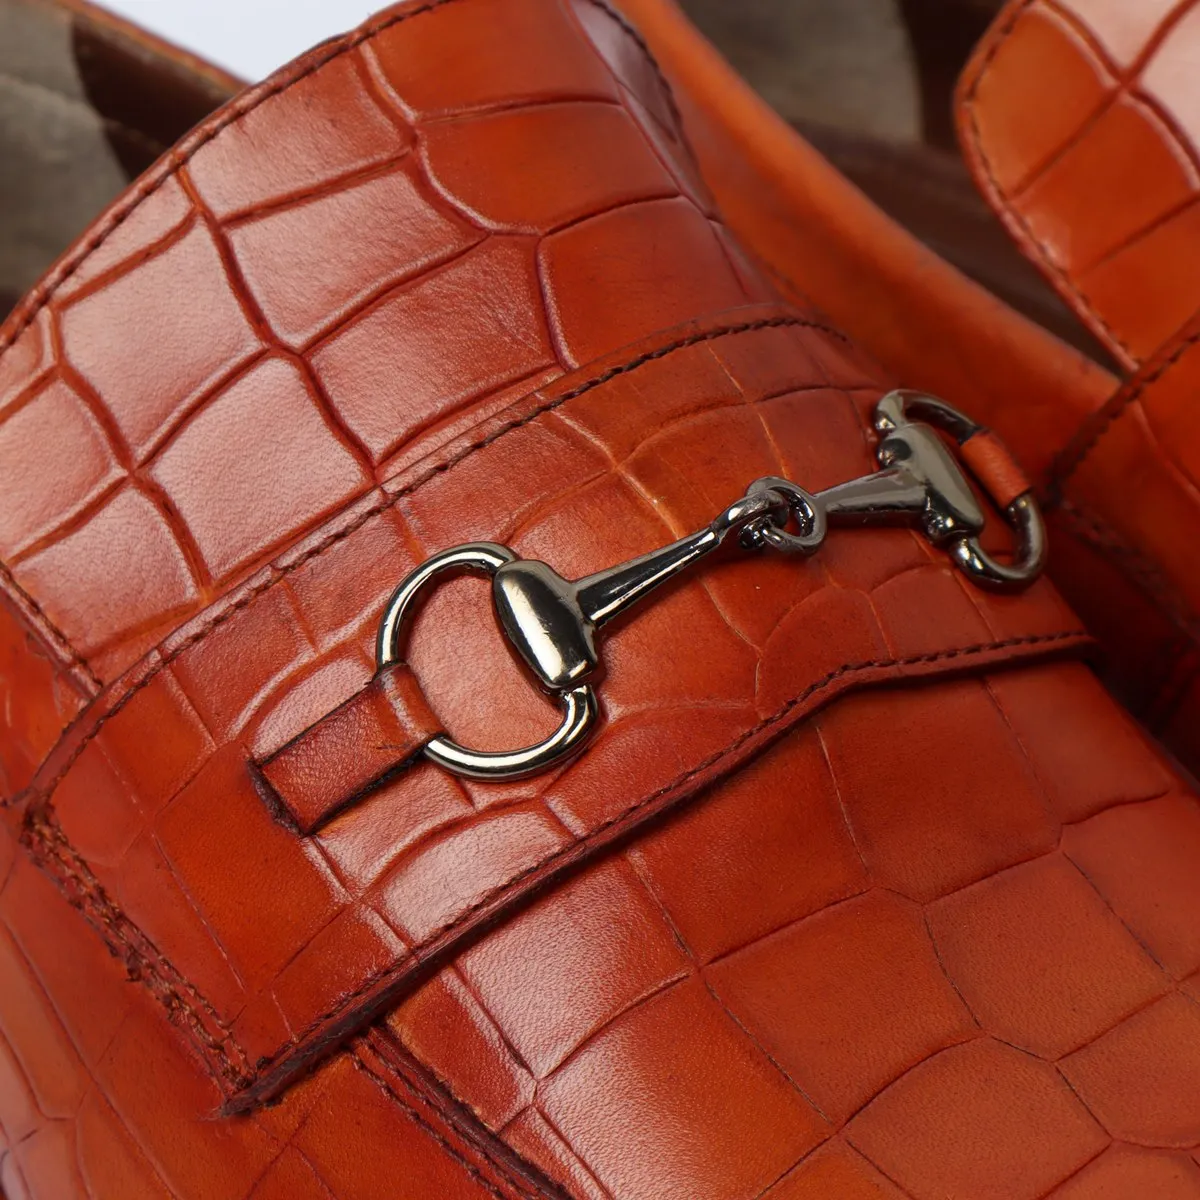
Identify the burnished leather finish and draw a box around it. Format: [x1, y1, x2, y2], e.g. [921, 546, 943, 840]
[960, 426, 1034, 509]
[383, 686, 1200, 1197]
[960, 0, 1200, 370]
[2, 2, 1200, 1199]
[257, 661, 441, 834]
[626, 0, 1200, 773]
[960, 0, 1200, 769]
[618, 0, 1118, 482]
[5, 278, 1093, 1114]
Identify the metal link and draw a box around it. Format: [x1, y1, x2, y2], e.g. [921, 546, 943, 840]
[377, 390, 1048, 780]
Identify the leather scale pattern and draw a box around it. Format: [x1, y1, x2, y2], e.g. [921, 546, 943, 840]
[960, 0, 1200, 776]
[0, 0, 733, 700]
[379, 658, 1200, 1200]
[6, 295, 1094, 1105]
[0, 1, 1197, 1199]
[960, 0, 1200, 370]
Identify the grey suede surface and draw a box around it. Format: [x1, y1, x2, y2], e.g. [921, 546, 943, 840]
[0, 0, 126, 307]
[679, 0, 919, 140]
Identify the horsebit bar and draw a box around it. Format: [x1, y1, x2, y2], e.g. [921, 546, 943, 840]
[376, 390, 1047, 782]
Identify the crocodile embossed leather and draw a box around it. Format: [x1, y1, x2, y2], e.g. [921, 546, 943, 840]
[1, 1, 1199, 1199]
[624, 0, 1200, 778]
[955, 0, 1200, 781]
[259, 390, 1045, 800]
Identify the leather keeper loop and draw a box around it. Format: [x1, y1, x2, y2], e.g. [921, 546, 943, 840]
[960, 428, 1033, 510]
[255, 663, 441, 834]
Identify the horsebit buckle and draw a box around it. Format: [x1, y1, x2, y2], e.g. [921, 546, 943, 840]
[377, 390, 1046, 781]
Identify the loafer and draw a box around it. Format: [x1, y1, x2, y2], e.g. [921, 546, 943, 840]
[1, 2, 1199, 1198]
[627, 0, 1200, 778]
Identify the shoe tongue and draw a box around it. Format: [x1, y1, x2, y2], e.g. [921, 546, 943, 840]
[0, 0, 772, 685]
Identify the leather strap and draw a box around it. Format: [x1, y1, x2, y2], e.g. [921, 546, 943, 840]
[0, 0, 1090, 1127]
[1049, 315, 1200, 650]
[256, 662, 441, 833]
[16, 311, 1091, 1113]
[959, 0, 1200, 771]
[960, 427, 1032, 510]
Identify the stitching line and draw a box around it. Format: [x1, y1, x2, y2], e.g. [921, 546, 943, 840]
[0, 559, 102, 693]
[367, 1027, 564, 1197]
[0, 0, 705, 700]
[10, 316, 840, 812]
[21, 626, 1088, 1099]
[360, 1030, 567, 1200]
[580, 0, 683, 125]
[958, 0, 1135, 362]
[0, 10, 1090, 1094]
[0, 0, 460, 360]
[1053, 498, 1200, 729]
[22, 814, 250, 1086]
[0, 0, 681, 364]
[351, 1050, 528, 1200]
[1056, 498, 1200, 643]
[0, 0, 471, 684]
[241, 628, 1088, 1082]
[1049, 323, 1200, 490]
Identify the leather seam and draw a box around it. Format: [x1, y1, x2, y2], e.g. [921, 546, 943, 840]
[9, 315, 843, 811]
[0, 0, 679, 364]
[360, 1029, 567, 1200]
[0, 0, 462, 360]
[958, 0, 1136, 363]
[368, 1027, 556, 1194]
[1052, 497, 1200, 729]
[351, 1049, 535, 1200]
[1055, 497, 1200, 644]
[21, 627, 1088, 1104]
[578, 0, 683, 127]
[0, 0, 709, 701]
[0, 1, 478, 690]
[0, 559, 102, 694]
[10, 318, 831, 1085]
[242, 628, 1089, 1084]
[1049, 323, 1200, 490]
[23, 813, 250, 1087]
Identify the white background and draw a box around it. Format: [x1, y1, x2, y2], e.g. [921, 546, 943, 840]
[93, 1, 380, 81]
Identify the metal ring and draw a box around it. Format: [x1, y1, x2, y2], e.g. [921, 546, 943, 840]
[746, 477, 827, 554]
[423, 685, 598, 781]
[877, 390, 1047, 591]
[950, 494, 1047, 590]
[376, 543, 516, 665]
[377, 542, 601, 781]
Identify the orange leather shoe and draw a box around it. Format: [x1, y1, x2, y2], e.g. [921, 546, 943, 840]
[2, 2, 1199, 1199]
[957, 0, 1200, 770]
[624, 0, 1200, 772]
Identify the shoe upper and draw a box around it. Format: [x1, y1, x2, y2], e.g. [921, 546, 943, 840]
[1, 2, 1199, 1199]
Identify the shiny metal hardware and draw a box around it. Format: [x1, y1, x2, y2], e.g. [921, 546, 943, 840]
[376, 544, 598, 781]
[802, 389, 1048, 587]
[377, 390, 1045, 780]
